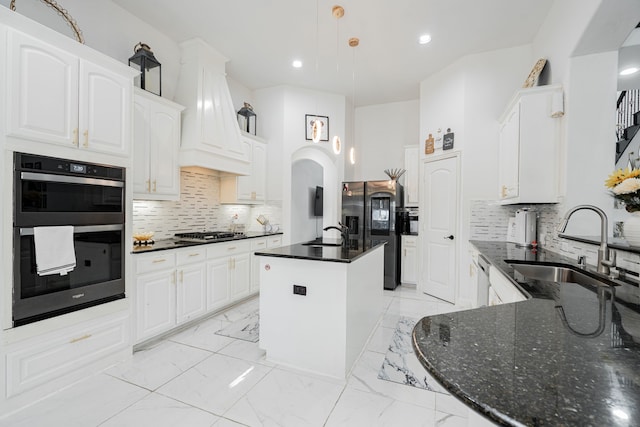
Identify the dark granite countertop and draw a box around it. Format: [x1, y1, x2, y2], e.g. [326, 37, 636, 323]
[254, 241, 385, 263]
[413, 240, 640, 427]
[131, 232, 283, 254]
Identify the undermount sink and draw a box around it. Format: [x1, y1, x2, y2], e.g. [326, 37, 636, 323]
[509, 263, 609, 288]
[302, 241, 343, 247]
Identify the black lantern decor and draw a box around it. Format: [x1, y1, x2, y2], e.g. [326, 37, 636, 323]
[129, 42, 161, 96]
[237, 102, 257, 135]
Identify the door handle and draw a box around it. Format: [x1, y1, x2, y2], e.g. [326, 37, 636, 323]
[444, 235, 454, 240]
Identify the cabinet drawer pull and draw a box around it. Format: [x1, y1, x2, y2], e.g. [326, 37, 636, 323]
[152, 258, 167, 264]
[228, 246, 236, 251]
[188, 253, 200, 257]
[70, 334, 92, 344]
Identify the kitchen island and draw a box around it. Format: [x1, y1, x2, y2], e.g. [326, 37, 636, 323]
[413, 241, 640, 426]
[256, 241, 385, 379]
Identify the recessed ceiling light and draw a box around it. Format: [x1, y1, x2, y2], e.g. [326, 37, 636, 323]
[418, 34, 432, 45]
[620, 67, 639, 76]
[292, 60, 303, 69]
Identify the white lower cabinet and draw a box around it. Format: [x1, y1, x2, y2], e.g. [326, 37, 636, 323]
[5, 312, 129, 398]
[134, 237, 276, 343]
[250, 235, 282, 293]
[489, 266, 526, 304]
[401, 235, 418, 285]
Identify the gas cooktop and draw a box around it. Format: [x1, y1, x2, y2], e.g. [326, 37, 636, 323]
[174, 231, 245, 242]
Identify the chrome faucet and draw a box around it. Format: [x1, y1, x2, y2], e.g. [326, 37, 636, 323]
[557, 205, 615, 275]
[324, 223, 349, 246]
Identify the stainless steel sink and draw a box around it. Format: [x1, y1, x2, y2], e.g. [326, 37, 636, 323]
[302, 241, 342, 247]
[509, 263, 607, 288]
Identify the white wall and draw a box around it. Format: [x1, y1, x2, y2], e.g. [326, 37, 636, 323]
[290, 159, 323, 244]
[419, 44, 533, 306]
[350, 100, 419, 182]
[254, 86, 345, 244]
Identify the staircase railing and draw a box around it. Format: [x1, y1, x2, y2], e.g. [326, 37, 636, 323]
[617, 89, 640, 141]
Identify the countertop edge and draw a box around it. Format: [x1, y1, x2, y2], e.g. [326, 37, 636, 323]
[255, 242, 386, 264]
[131, 232, 284, 254]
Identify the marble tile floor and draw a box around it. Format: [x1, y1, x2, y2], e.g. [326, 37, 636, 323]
[0, 284, 476, 427]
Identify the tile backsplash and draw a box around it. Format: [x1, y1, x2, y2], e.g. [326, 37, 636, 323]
[469, 200, 640, 271]
[133, 168, 282, 240]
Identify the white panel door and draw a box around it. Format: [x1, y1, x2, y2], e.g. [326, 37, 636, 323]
[79, 60, 130, 156]
[207, 257, 230, 310]
[176, 263, 207, 324]
[420, 155, 459, 303]
[7, 30, 79, 146]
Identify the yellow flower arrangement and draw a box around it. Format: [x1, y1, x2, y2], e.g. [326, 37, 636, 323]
[606, 167, 640, 212]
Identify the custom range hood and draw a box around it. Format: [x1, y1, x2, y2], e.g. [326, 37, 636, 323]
[174, 38, 250, 175]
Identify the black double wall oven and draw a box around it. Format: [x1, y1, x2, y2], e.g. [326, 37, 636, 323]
[13, 153, 125, 326]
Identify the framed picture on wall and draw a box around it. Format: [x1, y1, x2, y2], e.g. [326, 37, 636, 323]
[305, 114, 329, 141]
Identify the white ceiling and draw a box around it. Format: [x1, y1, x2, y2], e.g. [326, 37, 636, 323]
[112, 0, 555, 106]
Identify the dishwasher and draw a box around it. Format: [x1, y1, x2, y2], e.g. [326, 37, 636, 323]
[477, 254, 490, 307]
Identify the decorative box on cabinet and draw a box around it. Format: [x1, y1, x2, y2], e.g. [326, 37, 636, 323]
[5, 29, 134, 157]
[220, 134, 267, 204]
[404, 145, 419, 207]
[133, 88, 185, 200]
[401, 235, 418, 284]
[497, 85, 562, 204]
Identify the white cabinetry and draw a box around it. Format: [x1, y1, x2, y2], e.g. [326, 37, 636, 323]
[498, 85, 562, 204]
[250, 235, 282, 293]
[133, 88, 185, 200]
[401, 235, 418, 284]
[6, 313, 129, 398]
[489, 266, 526, 304]
[135, 252, 176, 342]
[207, 240, 252, 304]
[6, 29, 132, 156]
[220, 134, 267, 204]
[176, 248, 207, 324]
[175, 39, 250, 175]
[404, 145, 419, 207]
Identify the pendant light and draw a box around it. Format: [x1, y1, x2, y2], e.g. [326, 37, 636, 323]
[331, 5, 344, 154]
[349, 37, 359, 165]
[310, 0, 322, 144]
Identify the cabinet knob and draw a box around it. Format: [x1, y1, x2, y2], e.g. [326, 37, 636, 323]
[264, 264, 271, 271]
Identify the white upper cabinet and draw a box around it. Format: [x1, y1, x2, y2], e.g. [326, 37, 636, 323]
[404, 145, 419, 207]
[497, 85, 562, 204]
[133, 88, 185, 200]
[5, 29, 133, 157]
[175, 38, 250, 175]
[220, 134, 267, 204]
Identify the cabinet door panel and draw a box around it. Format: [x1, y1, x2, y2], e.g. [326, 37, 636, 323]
[498, 104, 520, 200]
[7, 30, 79, 145]
[132, 97, 151, 195]
[207, 258, 230, 310]
[136, 270, 175, 342]
[231, 253, 251, 299]
[149, 106, 181, 196]
[176, 264, 207, 324]
[252, 141, 267, 201]
[235, 138, 254, 199]
[79, 60, 130, 156]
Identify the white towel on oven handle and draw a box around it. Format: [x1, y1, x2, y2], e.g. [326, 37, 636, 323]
[33, 226, 76, 276]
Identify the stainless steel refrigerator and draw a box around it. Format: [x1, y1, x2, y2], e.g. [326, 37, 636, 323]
[342, 180, 404, 290]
